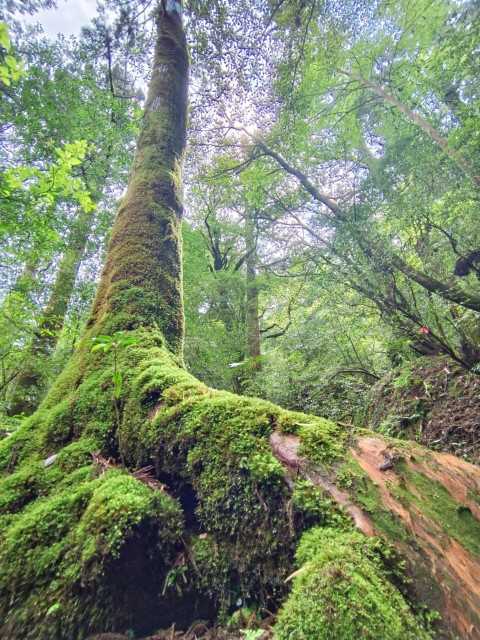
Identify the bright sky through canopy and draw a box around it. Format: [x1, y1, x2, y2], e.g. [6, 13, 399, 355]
[22, 0, 97, 37]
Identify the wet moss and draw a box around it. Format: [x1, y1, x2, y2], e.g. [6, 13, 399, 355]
[0, 465, 184, 639]
[0, 461, 44, 516]
[297, 418, 348, 465]
[293, 478, 352, 530]
[141, 389, 295, 603]
[274, 528, 433, 640]
[41, 396, 75, 447]
[0, 327, 290, 635]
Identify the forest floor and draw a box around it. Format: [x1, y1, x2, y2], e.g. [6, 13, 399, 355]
[368, 356, 480, 464]
[88, 623, 271, 640]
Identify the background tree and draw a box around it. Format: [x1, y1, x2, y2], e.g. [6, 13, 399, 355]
[0, 20, 142, 415]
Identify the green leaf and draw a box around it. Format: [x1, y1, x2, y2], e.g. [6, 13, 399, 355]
[91, 343, 110, 352]
[0, 23, 11, 50]
[46, 602, 61, 616]
[0, 69, 11, 85]
[4, 54, 17, 68]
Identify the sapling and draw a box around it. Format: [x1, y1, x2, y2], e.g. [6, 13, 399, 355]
[84, 331, 137, 459]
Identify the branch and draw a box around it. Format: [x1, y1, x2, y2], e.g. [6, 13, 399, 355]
[340, 70, 480, 188]
[328, 368, 380, 382]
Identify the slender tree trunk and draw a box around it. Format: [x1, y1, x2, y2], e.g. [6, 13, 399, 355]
[8, 206, 96, 416]
[245, 212, 261, 369]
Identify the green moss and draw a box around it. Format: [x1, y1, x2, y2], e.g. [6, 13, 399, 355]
[297, 418, 348, 465]
[0, 461, 44, 515]
[395, 459, 480, 558]
[41, 396, 74, 448]
[0, 324, 447, 637]
[274, 409, 318, 433]
[0, 467, 184, 639]
[274, 528, 433, 640]
[468, 489, 480, 505]
[190, 534, 231, 606]
[162, 380, 209, 405]
[0, 326, 304, 635]
[75, 471, 184, 568]
[293, 478, 352, 530]
[345, 458, 412, 544]
[145, 390, 295, 600]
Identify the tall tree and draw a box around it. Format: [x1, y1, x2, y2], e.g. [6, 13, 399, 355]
[1, 3, 480, 640]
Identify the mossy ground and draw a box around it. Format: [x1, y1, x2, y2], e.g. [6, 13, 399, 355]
[0, 326, 441, 638]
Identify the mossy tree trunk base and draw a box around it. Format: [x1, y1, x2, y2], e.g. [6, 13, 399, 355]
[1, 326, 480, 639]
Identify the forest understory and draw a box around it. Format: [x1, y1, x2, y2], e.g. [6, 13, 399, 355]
[368, 357, 480, 464]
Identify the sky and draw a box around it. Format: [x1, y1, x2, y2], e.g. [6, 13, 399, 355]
[22, 0, 97, 38]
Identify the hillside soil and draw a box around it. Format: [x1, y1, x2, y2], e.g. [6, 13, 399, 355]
[368, 357, 480, 464]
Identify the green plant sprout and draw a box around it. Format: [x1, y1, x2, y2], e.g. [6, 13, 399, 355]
[84, 332, 137, 461]
[84, 331, 137, 399]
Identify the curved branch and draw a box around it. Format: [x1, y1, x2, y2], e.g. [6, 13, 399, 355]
[340, 70, 480, 188]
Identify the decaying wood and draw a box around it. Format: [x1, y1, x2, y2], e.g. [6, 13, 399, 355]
[269, 432, 480, 639]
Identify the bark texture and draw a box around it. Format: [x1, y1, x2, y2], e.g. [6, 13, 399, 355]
[87, 5, 189, 355]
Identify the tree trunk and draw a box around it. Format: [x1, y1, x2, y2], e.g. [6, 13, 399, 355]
[245, 212, 261, 369]
[86, 3, 188, 354]
[1, 5, 480, 640]
[8, 206, 96, 417]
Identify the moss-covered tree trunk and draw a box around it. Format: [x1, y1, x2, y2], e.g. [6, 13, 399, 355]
[8, 205, 97, 417]
[2, 4, 480, 640]
[86, 2, 188, 355]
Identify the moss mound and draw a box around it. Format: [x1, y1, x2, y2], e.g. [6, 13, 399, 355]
[274, 528, 433, 640]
